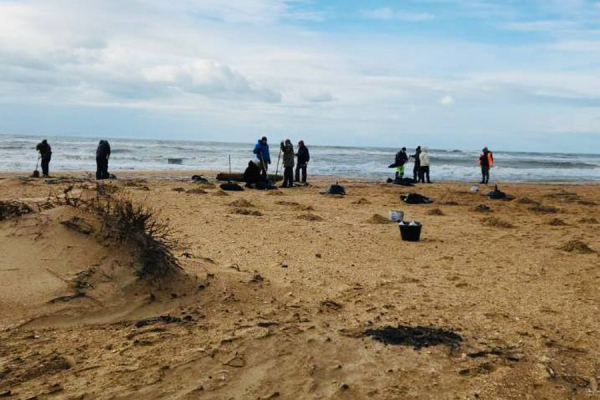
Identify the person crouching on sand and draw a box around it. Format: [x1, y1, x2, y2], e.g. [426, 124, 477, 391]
[479, 147, 494, 184]
[295, 140, 310, 184]
[280, 139, 295, 188]
[253, 136, 271, 177]
[419, 146, 432, 183]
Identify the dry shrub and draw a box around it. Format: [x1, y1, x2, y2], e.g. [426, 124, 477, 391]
[579, 218, 599, 225]
[213, 191, 230, 197]
[187, 188, 207, 195]
[578, 200, 598, 206]
[298, 213, 323, 221]
[229, 199, 254, 208]
[267, 190, 285, 196]
[93, 197, 181, 279]
[482, 217, 514, 229]
[233, 208, 263, 216]
[65, 184, 181, 280]
[427, 208, 445, 216]
[530, 204, 559, 214]
[560, 240, 595, 254]
[0, 201, 33, 220]
[367, 214, 391, 224]
[172, 187, 186, 193]
[549, 218, 567, 226]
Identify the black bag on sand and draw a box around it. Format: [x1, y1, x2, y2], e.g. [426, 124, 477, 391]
[191, 175, 208, 183]
[393, 177, 416, 187]
[320, 183, 346, 195]
[256, 180, 278, 190]
[401, 193, 433, 204]
[220, 182, 244, 191]
[487, 185, 514, 201]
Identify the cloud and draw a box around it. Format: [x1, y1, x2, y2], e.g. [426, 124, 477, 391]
[439, 95, 455, 106]
[551, 40, 600, 52]
[362, 8, 435, 22]
[301, 90, 335, 103]
[141, 61, 281, 102]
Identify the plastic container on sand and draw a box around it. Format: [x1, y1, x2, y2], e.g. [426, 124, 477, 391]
[399, 221, 422, 242]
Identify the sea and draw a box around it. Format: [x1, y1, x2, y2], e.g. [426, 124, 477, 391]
[1, 134, 600, 183]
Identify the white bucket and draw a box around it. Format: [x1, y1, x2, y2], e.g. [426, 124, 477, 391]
[388, 210, 404, 222]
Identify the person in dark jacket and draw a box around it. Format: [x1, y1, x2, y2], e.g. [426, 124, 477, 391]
[280, 139, 295, 188]
[253, 137, 271, 177]
[96, 140, 111, 179]
[295, 140, 310, 183]
[35, 139, 52, 177]
[394, 147, 408, 179]
[410, 146, 421, 181]
[479, 147, 494, 184]
[243, 159, 262, 188]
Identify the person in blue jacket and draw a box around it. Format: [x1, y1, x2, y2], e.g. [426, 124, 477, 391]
[253, 136, 271, 176]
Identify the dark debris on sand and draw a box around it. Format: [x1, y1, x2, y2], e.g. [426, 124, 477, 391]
[135, 315, 184, 328]
[365, 325, 463, 349]
[560, 240, 595, 254]
[0, 201, 33, 221]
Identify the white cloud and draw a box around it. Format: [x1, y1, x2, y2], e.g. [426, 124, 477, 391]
[301, 90, 335, 103]
[439, 95, 455, 106]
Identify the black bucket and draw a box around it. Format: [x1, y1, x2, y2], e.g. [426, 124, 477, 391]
[399, 222, 422, 242]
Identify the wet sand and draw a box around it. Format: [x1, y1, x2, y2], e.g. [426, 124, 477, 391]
[0, 171, 599, 399]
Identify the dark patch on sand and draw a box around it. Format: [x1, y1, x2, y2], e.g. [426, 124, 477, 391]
[365, 325, 463, 349]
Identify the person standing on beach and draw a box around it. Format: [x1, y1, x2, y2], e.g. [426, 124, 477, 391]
[394, 147, 408, 180]
[419, 147, 432, 183]
[295, 140, 310, 183]
[479, 147, 494, 184]
[253, 136, 271, 177]
[35, 139, 52, 177]
[280, 139, 295, 188]
[96, 140, 111, 179]
[411, 146, 421, 181]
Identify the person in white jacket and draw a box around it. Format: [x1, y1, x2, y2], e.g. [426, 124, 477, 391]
[418, 147, 432, 183]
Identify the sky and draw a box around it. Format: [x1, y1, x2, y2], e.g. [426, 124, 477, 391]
[0, 0, 599, 152]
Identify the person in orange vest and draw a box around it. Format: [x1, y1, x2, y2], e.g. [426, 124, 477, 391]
[479, 147, 494, 184]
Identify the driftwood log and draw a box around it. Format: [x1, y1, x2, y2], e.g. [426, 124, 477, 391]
[216, 173, 283, 182]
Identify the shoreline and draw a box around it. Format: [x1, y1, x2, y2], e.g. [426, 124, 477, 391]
[1, 169, 599, 186]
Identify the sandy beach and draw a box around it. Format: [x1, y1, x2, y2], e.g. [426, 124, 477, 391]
[0, 171, 598, 400]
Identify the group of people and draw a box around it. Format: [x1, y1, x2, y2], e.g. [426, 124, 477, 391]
[35, 139, 112, 179]
[393, 146, 494, 184]
[36, 137, 494, 186]
[393, 146, 432, 183]
[247, 136, 310, 188]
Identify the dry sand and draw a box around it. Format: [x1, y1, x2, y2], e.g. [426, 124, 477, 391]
[0, 172, 599, 400]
